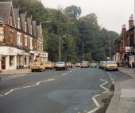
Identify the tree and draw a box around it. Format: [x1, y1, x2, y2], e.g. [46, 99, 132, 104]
[0, 0, 119, 61]
[64, 5, 81, 19]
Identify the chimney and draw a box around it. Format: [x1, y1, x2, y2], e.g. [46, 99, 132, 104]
[122, 24, 126, 33]
[121, 24, 127, 48]
[129, 14, 134, 29]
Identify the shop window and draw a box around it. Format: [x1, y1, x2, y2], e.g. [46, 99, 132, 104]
[9, 56, 14, 66]
[25, 56, 27, 65]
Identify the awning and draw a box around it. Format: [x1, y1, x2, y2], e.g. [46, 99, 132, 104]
[0, 46, 29, 56]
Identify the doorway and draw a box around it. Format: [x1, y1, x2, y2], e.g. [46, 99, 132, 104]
[1, 56, 6, 70]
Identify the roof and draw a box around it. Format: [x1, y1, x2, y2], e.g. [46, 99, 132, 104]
[27, 16, 32, 34]
[20, 12, 27, 31]
[32, 20, 37, 38]
[14, 8, 19, 27]
[0, 1, 13, 23]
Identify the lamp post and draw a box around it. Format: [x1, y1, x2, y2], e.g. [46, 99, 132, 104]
[134, 0, 135, 70]
[134, 0, 135, 48]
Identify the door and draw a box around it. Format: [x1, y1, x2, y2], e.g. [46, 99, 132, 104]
[1, 57, 6, 70]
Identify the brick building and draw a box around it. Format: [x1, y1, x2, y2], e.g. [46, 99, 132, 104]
[114, 15, 135, 67]
[0, 1, 48, 70]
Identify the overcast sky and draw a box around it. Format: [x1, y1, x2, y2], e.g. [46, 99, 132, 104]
[41, 0, 134, 33]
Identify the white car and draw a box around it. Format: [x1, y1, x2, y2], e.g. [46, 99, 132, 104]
[75, 63, 81, 67]
[81, 61, 89, 68]
[55, 62, 67, 70]
[90, 63, 98, 68]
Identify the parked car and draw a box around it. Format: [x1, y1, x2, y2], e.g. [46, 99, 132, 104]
[105, 61, 118, 71]
[31, 61, 45, 72]
[90, 63, 98, 68]
[55, 62, 67, 70]
[44, 61, 54, 70]
[99, 61, 107, 69]
[75, 63, 81, 67]
[81, 61, 89, 68]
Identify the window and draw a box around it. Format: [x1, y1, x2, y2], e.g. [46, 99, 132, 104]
[30, 37, 33, 50]
[17, 18, 21, 29]
[24, 22, 27, 32]
[9, 56, 14, 66]
[0, 27, 4, 42]
[25, 35, 27, 46]
[17, 32, 21, 46]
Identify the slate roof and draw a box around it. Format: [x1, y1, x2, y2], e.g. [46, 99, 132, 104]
[14, 8, 20, 28]
[32, 20, 37, 38]
[0, 1, 43, 39]
[37, 24, 43, 39]
[0, 1, 13, 24]
[27, 16, 32, 35]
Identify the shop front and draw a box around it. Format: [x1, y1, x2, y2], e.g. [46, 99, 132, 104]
[0, 46, 30, 70]
[30, 51, 48, 63]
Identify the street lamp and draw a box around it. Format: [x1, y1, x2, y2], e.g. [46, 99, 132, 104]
[134, 0, 135, 47]
[133, 0, 135, 72]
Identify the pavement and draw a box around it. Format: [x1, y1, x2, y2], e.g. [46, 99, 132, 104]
[0, 69, 31, 75]
[0, 68, 129, 113]
[106, 67, 135, 113]
[0, 69, 31, 81]
[119, 67, 135, 79]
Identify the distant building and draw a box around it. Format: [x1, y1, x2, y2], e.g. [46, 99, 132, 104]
[114, 15, 135, 67]
[0, 1, 48, 71]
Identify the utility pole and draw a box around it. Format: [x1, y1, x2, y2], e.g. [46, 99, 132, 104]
[133, 0, 135, 73]
[107, 33, 112, 60]
[109, 36, 112, 60]
[134, 0, 135, 50]
[57, 9, 62, 61]
[82, 41, 84, 61]
[58, 36, 62, 61]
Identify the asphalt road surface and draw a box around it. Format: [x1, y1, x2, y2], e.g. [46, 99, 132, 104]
[0, 68, 131, 113]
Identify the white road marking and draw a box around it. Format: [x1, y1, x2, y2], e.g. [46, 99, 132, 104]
[2, 74, 27, 80]
[4, 89, 14, 96]
[23, 85, 32, 88]
[61, 71, 72, 76]
[88, 79, 109, 113]
[88, 94, 101, 113]
[100, 79, 109, 93]
[107, 72, 115, 84]
[62, 73, 68, 76]
[0, 78, 55, 97]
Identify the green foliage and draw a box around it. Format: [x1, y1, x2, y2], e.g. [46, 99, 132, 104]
[1, 0, 119, 62]
[64, 5, 81, 19]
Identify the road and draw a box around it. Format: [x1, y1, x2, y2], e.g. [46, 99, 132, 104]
[0, 68, 131, 113]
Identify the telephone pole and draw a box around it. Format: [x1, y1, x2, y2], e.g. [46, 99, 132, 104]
[134, 0, 135, 48]
[57, 9, 62, 61]
[58, 36, 62, 61]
